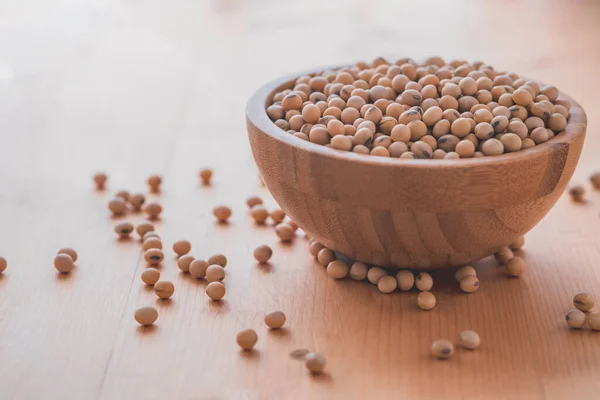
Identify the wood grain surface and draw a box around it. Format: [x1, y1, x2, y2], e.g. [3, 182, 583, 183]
[1, 0, 599, 399]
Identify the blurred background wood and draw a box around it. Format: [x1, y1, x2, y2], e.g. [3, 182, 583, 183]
[0, 0, 599, 399]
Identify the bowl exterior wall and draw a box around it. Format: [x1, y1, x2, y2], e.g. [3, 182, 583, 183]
[246, 72, 587, 269]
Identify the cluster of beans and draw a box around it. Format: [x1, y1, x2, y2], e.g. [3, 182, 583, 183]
[266, 57, 572, 159]
[94, 171, 326, 374]
[102, 175, 163, 220]
[432, 330, 481, 360]
[237, 311, 326, 375]
[566, 292, 600, 331]
[308, 235, 526, 310]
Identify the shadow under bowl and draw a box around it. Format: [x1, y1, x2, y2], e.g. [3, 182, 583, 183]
[246, 68, 587, 269]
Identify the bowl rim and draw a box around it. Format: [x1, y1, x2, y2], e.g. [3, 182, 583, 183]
[246, 65, 587, 169]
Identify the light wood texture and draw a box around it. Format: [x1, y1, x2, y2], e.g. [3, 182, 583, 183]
[247, 75, 587, 269]
[1, 0, 600, 399]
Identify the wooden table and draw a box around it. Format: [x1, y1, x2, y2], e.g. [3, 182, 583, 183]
[1, 0, 599, 399]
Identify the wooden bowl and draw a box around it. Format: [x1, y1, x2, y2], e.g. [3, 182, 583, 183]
[246, 70, 587, 269]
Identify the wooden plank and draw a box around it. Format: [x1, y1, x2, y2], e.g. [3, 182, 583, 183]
[0, 0, 599, 399]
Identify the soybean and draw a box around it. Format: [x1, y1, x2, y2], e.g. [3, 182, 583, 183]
[459, 330, 481, 349]
[173, 240, 191, 256]
[208, 254, 228, 268]
[327, 260, 349, 279]
[206, 264, 225, 282]
[213, 205, 232, 222]
[154, 281, 175, 299]
[237, 329, 258, 350]
[565, 309, 586, 329]
[431, 339, 454, 359]
[264, 311, 286, 329]
[460, 275, 480, 293]
[141, 268, 160, 285]
[134, 307, 158, 326]
[573, 292, 595, 312]
[254, 245, 273, 263]
[206, 281, 226, 300]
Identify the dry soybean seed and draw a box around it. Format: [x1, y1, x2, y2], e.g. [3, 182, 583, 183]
[431, 339, 454, 359]
[144, 249, 164, 266]
[136, 221, 155, 238]
[548, 113, 567, 131]
[173, 240, 191, 256]
[505, 257, 526, 277]
[286, 220, 299, 232]
[349, 262, 368, 281]
[417, 291, 436, 310]
[455, 265, 476, 281]
[213, 205, 232, 222]
[93, 172, 107, 190]
[134, 307, 158, 326]
[206, 281, 226, 300]
[177, 255, 195, 272]
[115, 190, 130, 201]
[331, 135, 352, 151]
[142, 237, 163, 251]
[460, 275, 480, 293]
[141, 268, 160, 285]
[0, 257, 6, 273]
[144, 202, 163, 219]
[237, 329, 258, 350]
[57, 247, 78, 262]
[378, 275, 398, 294]
[565, 309, 586, 329]
[208, 254, 228, 268]
[147, 175, 162, 192]
[154, 281, 175, 299]
[114, 222, 134, 238]
[275, 223, 295, 242]
[415, 272, 433, 291]
[206, 264, 225, 283]
[327, 260, 349, 279]
[254, 245, 273, 263]
[569, 186, 585, 202]
[264, 311, 286, 329]
[305, 352, 327, 374]
[189, 259, 209, 279]
[396, 270, 415, 291]
[573, 292, 596, 312]
[129, 193, 145, 211]
[108, 197, 127, 216]
[455, 140, 475, 158]
[587, 312, 600, 331]
[309, 241, 325, 258]
[251, 205, 269, 224]
[509, 237, 525, 250]
[495, 247, 513, 264]
[590, 172, 600, 189]
[459, 330, 481, 350]
[481, 138, 504, 156]
[143, 231, 160, 241]
[531, 126, 549, 144]
[501, 133, 522, 152]
[199, 168, 213, 185]
[367, 267, 387, 285]
[317, 248, 336, 266]
[54, 254, 74, 273]
[270, 209, 286, 224]
[246, 196, 263, 209]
